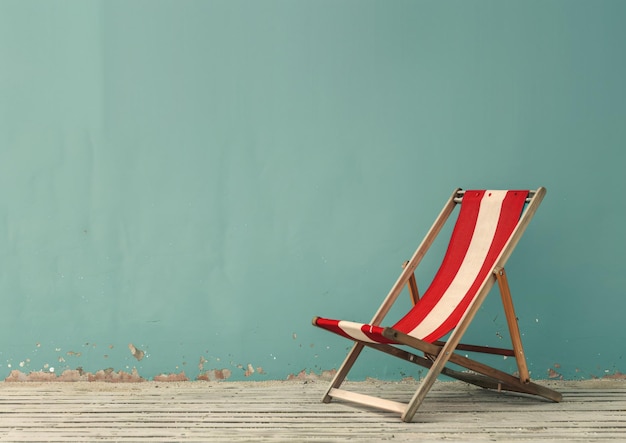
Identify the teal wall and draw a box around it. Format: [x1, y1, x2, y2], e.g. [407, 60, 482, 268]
[1, 1, 625, 381]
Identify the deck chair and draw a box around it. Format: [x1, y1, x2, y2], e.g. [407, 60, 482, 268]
[313, 188, 561, 422]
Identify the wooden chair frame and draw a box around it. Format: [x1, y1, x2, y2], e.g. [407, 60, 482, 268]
[319, 187, 561, 422]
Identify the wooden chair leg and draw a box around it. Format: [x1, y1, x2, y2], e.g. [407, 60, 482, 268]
[494, 267, 530, 383]
[401, 342, 453, 422]
[322, 342, 364, 403]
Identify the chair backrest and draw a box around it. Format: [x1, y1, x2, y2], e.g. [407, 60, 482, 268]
[392, 190, 529, 343]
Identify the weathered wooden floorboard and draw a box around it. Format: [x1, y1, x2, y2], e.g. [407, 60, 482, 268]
[1, 379, 625, 442]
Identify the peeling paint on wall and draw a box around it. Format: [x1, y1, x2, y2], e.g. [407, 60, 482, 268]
[602, 371, 626, 380]
[128, 343, 145, 361]
[198, 356, 207, 371]
[196, 369, 232, 381]
[286, 369, 336, 382]
[4, 368, 145, 382]
[153, 372, 189, 382]
[547, 368, 563, 379]
[244, 364, 255, 377]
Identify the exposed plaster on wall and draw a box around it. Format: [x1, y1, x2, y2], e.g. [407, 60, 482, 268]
[240, 363, 265, 377]
[5, 340, 622, 382]
[5, 368, 145, 382]
[2, 343, 243, 382]
[4, 365, 625, 383]
[197, 369, 232, 381]
[198, 356, 207, 371]
[128, 343, 145, 361]
[285, 369, 336, 382]
[3, 368, 235, 382]
[3, 367, 336, 383]
[548, 368, 563, 379]
[602, 371, 626, 380]
[154, 372, 189, 382]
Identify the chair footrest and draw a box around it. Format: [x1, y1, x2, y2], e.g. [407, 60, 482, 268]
[329, 388, 407, 414]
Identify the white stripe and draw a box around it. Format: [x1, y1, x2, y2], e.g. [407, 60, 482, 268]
[338, 321, 377, 343]
[406, 191, 507, 340]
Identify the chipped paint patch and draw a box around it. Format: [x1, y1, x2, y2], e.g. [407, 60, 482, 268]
[286, 369, 336, 381]
[603, 371, 626, 380]
[196, 369, 232, 381]
[198, 356, 207, 371]
[88, 368, 145, 382]
[153, 372, 189, 382]
[4, 368, 145, 383]
[244, 364, 255, 377]
[547, 368, 563, 379]
[128, 343, 145, 361]
[5, 370, 56, 382]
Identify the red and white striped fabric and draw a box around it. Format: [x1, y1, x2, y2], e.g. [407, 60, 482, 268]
[314, 190, 528, 345]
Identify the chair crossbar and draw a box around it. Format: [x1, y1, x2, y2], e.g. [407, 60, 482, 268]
[454, 189, 536, 204]
[328, 388, 406, 414]
[432, 341, 514, 356]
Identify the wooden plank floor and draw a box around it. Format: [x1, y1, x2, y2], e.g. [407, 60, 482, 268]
[1, 379, 625, 442]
